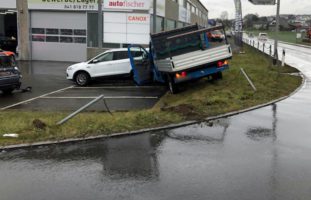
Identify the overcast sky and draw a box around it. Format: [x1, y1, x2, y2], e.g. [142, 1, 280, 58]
[201, 0, 311, 19]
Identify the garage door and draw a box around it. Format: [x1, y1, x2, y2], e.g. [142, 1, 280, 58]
[30, 11, 87, 62]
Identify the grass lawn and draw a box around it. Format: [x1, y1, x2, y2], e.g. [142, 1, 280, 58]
[0, 45, 302, 146]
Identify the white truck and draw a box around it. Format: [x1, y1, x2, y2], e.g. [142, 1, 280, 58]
[128, 24, 232, 93]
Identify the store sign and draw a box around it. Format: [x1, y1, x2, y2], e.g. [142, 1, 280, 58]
[0, 0, 16, 9]
[103, 12, 150, 44]
[103, 0, 151, 10]
[28, 0, 99, 11]
[149, 0, 165, 17]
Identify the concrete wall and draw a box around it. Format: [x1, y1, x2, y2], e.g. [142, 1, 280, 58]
[165, 0, 179, 21]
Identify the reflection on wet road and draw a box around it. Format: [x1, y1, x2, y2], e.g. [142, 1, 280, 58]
[1, 44, 311, 199]
[2, 88, 311, 200]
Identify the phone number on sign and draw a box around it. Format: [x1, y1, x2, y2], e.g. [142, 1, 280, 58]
[64, 4, 96, 10]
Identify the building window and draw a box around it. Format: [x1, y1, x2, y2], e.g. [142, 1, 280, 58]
[186, 2, 191, 11]
[32, 28, 45, 34]
[165, 19, 176, 31]
[60, 29, 73, 35]
[60, 37, 73, 43]
[177, 22, 183, 28]
[191, 5, 196, 14]
[178, 0, 184, 7]
[74, 29, 87, 36]
[46, 29, 59, 35]
[32, 35, 45, 42]
[156, 16, 164, 33]
[46, 36, 59, 43]
[74, 37, 87, 44]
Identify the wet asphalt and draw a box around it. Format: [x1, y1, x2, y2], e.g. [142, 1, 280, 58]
[0, 61, 166, 111]
[1, 43, 311, 199]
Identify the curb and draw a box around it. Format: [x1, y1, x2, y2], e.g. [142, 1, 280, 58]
[0, 71, 306, 152]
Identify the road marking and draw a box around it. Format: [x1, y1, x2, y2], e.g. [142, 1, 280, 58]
[40, 96, 158, 99]
[0, 86, 74, 111]
[72, 86, 164, 89]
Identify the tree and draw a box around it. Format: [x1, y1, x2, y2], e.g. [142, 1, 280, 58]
[243, 14, 259, 29]
[220, 11, 229, 21]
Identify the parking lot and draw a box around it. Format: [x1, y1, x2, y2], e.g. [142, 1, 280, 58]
[0, 61, 166, 112]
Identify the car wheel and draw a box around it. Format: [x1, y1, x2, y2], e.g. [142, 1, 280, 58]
[75, 72, 90, 86]
[2, 89, 14, 94]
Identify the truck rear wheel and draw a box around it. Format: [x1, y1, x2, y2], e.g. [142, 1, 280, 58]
[212, 72, 223, 80]
[167, 75, 178, 94]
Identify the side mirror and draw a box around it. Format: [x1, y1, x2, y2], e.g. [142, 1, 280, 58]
[92, 59, 99, 64]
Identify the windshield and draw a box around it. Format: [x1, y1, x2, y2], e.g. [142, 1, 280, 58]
[211, 30, 222, 35]
[0, 56, 15, 68]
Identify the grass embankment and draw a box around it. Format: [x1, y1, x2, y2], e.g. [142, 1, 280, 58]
[0, 45, 302, 146]
[248, 30, 310, 46]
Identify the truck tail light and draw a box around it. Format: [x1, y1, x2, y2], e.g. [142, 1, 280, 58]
[218, 60, 228, 68]
[176, 71, 187, 79]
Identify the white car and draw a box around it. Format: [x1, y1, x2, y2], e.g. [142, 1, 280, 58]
[66, 48, 144, 86]
[258, 33, 268, 42]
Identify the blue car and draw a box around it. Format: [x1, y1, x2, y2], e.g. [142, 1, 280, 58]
[0, 52, 21, 94]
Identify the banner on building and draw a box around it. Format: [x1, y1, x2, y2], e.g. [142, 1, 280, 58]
[104, 0, 151, 10]
[103, 12, 150, 44]
[28, 0, 99, 11]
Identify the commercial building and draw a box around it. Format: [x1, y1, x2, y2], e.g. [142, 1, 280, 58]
[0, 0, 208, 62]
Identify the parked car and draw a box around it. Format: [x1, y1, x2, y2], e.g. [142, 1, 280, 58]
[258, 32, 268, 42]
[66, 48, 144, 86]
[226, 30, 233, 38]
[0, 36, 17, 53]
[207, 30, 225, 42]
[0, 52, 21, 94]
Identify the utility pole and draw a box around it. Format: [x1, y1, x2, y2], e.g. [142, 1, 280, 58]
[16, 0, 30, 60]
[153, 0, 157, 33]
[98, 0, 103, 48]
[273, 0, 280, 65]
[234, 0, 243, 52]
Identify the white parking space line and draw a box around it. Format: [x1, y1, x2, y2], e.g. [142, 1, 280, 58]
[72, 86, 164, 89]
[0, 86, 74, 111]
[40, 96, 159, 99]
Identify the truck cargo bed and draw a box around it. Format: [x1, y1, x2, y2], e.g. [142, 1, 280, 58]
[155, 44, 232, 73]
